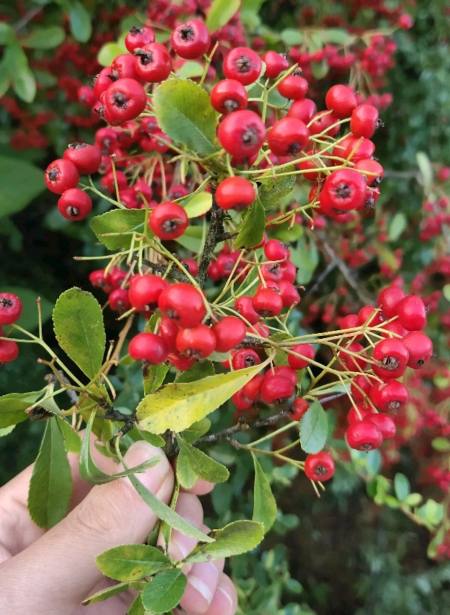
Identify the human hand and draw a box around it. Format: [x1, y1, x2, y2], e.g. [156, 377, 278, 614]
[0, 441, 237, 615]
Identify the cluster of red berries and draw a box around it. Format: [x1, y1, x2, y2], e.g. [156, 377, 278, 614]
[0, 293, 23, 364]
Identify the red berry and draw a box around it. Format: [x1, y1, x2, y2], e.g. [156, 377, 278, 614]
[351, 375, 371, 403]
[215, 177, 256, 210]
[176, 324, 216, 358]
[63, 143, 101, 175]
[279, 281, 300, 308]
[304, 451, 335, 482]
[288, 98, 317, 123]
[366, 413, 396, 440]
[252, 287, 283, 317]
[272, 366, 297, 386]
[213, 316, 247, 352]
[168, 353, 195, 371]
[320, 169, 366, 215]
[347, 405, 370, 425]
[373, 338, 409, 380]
[325, 84, 357, 118]
[346, 419, 383, 450]
[402, 331, 433, 368]
[125, 26, 155, 52]
[128, 274, 168, 312]
[57, 188, 92, 221]
[210, 79, 248, 113]
[309, 112, 340, 136]
[287, 343, 315, 370]
[171, 19, 210, 59]
[104, 78, 147, 124]
[149, 201, 188, 240]
[377, 286, 405, 318]
[235, 296, 260, 324]
[260, 373, 295, 405]
[232, 389, 253, 411]
[395, 295, 427, 330]
[128, 332, 168, 363]
[333, 135, 375, 162]
[217, 110, 265, 161]
[241, 373, 264, 401]
[355, 159, 384, 186]
[45, 159, 79, 194]
[264, 239, 288, 262]
[277, 74, 308, 100]
[108, 288, 131, 313]
[134, 43, 172, 82]
[339, 342, 367, 371]
[89, 270, 110, 292]
[369, 380, 408, 413]
[223, 47, 262, 85]
[111, 53, 139, 80]
[350, 104, 379, 138]
[0, 293, 22, 325]
[158, 283, 206, 327]
[0, 339, 19, 363]
[291, 397, 309, 421]
[263, 51, 289, 78]
[358, 305, 383, 326]
[231, 348, 261, 370]
[267, 117, 309, 156]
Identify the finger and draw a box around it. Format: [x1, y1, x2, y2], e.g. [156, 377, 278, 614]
[180, 559, 224, 614]
[188, 479, 215, 496]
[203, 573, 238, 615]
[158, 492, 203, 562]
[0, 442, 173, 614]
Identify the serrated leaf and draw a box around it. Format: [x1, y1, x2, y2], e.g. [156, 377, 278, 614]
[137, 360, 269, 434]
[252, 454, 277, 533]
[69, 0, 92, 42]
[394, 473, 410, 501]
[0, 155, 44, 218]
[22, 26, 65, 49]
[235, 198, 266, 248]
[83, 582, 129, 605]
[258, 173, 295, 210]
[53, 288, 106, 379]
[153, 79, 219, 156]
[97, 545, 171, 582]
[388, 212, 407, 241]
[186, 520, 264, 563]
[182, 191, 213, 218]
[28, 418, 72, 528]
[206, 0, 241, 32]
[90, 209, 146, 250]
[299, 401, 328, 454]
[177, 437, 229, 486]
[142, 569, 186, 613]
[0, 391, 41, 428]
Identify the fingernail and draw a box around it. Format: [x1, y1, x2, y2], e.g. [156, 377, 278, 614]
[124, 441, 172, 492]
[180, 562, 218, 613]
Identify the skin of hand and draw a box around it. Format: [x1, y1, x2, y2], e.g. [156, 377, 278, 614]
[0, 441, 238, 615]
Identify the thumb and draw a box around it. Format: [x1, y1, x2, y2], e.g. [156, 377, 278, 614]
[0, 441, 174, 615]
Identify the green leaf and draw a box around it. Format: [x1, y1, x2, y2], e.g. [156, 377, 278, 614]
[292, 235, 319, 284]
[53, 288, 106, 379]
[69, 0, 92, 42]
[0, 155, 44, 218]
[175, 225, 203, 252]
[153, 79, 219, 156]
[0, 286, 52, 330]
[177, 361, 215, 383]
[252, 454, 277, 533]
[82, 582, 130, 606]
[319, 28, 355, 45]
[417, 499, 444, 526]
[175, 60, 204, 79]
[280, 29, 303, 46]
[394, 473, 410, 501]
[6, 45, 36, 102]
[177, 437, 229, 486]
[57, 418, 81, 453]
[405, 493, 423, 507]
[180, 418, 211, 443]
[258, 173, 295, 210]
[97, 545, 171, 582]
[90, 209, 146, 250]
[206, 0, 241, 32]
[388, 212, 407, 241]
[0, 425, 15, 437]
[0, 22, 13, 45]
[28, 418, 73, 528]
[311, 60, 329, 80]
[299, 401, 328, 454]
[22, 26, 65, 49]
[176, 444, 199, 490]
[416, 151, 433, 194]
[431, 436, 450, 452]
[137, 360, 269, 434]
[186, 520, 264, 563]
[234, 198, 266, 248]
[182, 191, 213, 218]
[144, 363, 169, 396]
[97, 41, 127, 67]
[0, 391, 41, 428]
[443, 284, 450, 303]
[142, 569, 187, 613]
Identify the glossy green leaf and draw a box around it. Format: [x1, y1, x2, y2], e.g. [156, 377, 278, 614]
[182, 191, 213, 218]
[153, 79, 219, 156]
[258, 173, 295, 210]
[394, 473, 410, 501]
[176, 361, 215, 383]
[186, 520, 264, 563]
[90, 209, 146, 250]
[206, 0, 241, 32]
[144, 363, 169, 396]
[142, 569, 187, 613]
[82, 582, 129, 605]
[180, 418, 211, 443]
[97, 545, 171, 582]
[22, 26, 65, 49]
[28, 418, 73, 528]
[280, 29, 303, 46]
[57, 418, 81, 453]
[53, 288, 106, 379]
[137, 360, 269, 434]
[0, 391, 41, 428]
[299, 401, 328, 454]
[69, 1, 92, 42]
[97, 41, 127, 67]
[0, 155, 44, 218]
[177, 437, 229, 486]
[235, 198, 266, 248]
[252, 454, 277, 533]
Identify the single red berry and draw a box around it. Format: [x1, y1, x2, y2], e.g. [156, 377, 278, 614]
[291, 397, 309, 421]
[45, 159, 79, 194]
[210, 79, 248, 114]
[129, 332, 168, 363]
[402, 331, 433, 368]
[277, 74, 308, 100]
[134, 43, 172, 82]
[176, 324, 216, 358]
[377, 286, 405, 318]
[149, 201, 188, 240]
[0, 339, 19, 363]
[369, 380, 409, 413]
[279, 280, 300, 308]
[339, 342, 367, 371]
[373, 338, 409, 380]
[287, 343, 315, 370]
[346, 419, 383, 451]
[304, 451, 335, 482]
[93, 67, 116, 99]
[355, 159, 384, 186]
[158, 283, 206, 327]
[351, 375, 371, 404]
[241, 373, 265, 401]
[215, 177, 256, 210]
[104, 78, 147, 124]
[358, 305, 383, 326]
[252, 287, 283, 317]
[267, 117, 309, 156]
[263, 51, 289, 78]
[350, 104, 380, 138]
[235, 296, 260, 324]
[347, 405, 370, 425]
[168, 352, 195, 371]
[333, 135, 375, 162]
[128, 274, 169, 312]
[288, 98, 317, 123]
[125, 26, 155, 52]
[325, 84, 357, 117]
[232, 389, 254, 411]
[308, 112, 340, 136]
[231, 348, 261, 370]
[111, 53, 139, 80]
[260, 373, 295, 405]
[157, 317, 178, 352]
[366, 413, 396, 440]
[108, 288, 131, 313]
[213, 316, 247, 352]
[264, 239, 288, 262]
[0, 293, 22, 325]
[89, 270, 110, 293]
[63, 143, 101, 175]
[319, 169, 366, 215]
[217, 110, 266, 161]
[272, 366, 297, 386]
[171, 19, 210, 59]
[395, 295, 427, 330]
[57, 188, 92, 221]
[223, 47, 262, 85]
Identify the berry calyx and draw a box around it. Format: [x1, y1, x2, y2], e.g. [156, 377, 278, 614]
[171, 19, 210, 59]
[223, 47, 262, 85]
